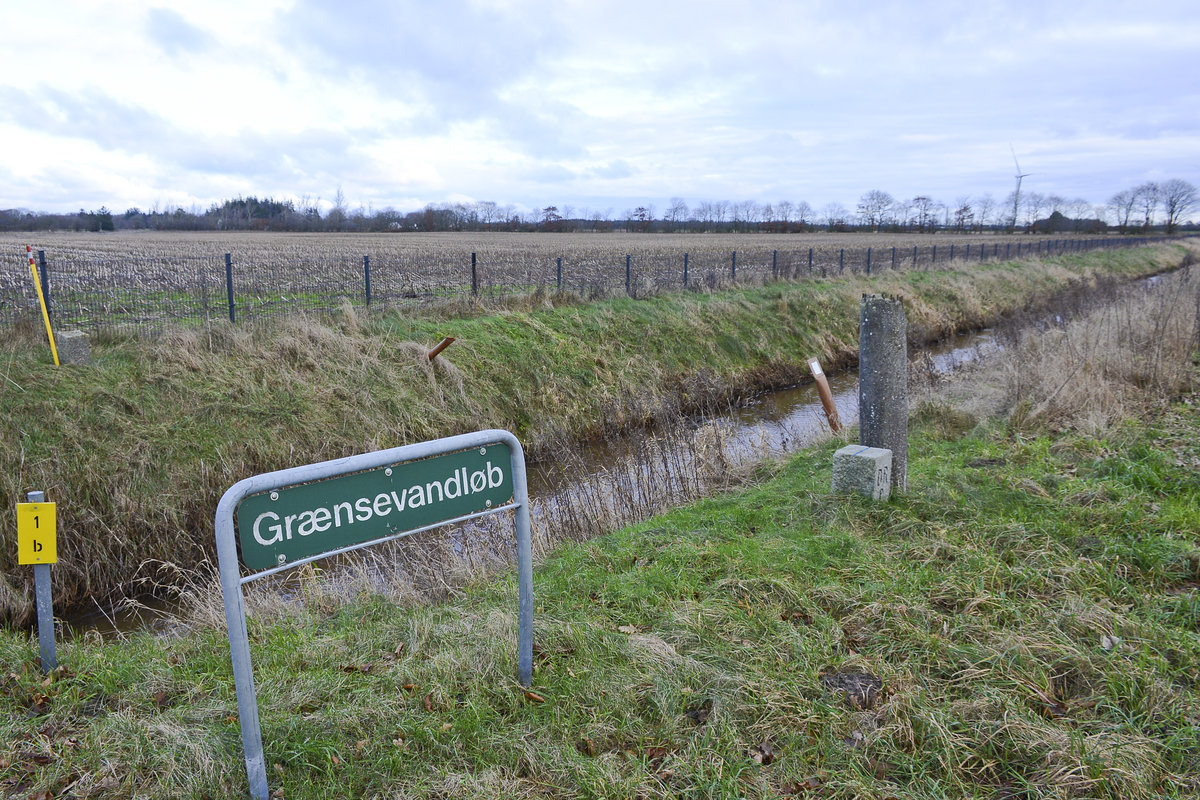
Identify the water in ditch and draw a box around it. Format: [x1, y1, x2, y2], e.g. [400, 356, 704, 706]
[64, 329, 999, 638]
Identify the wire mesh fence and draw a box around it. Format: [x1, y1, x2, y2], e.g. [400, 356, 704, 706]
[0, 236, 1164, 336]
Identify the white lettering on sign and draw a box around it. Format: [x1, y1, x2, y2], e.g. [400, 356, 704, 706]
[251, 462, 506, 547]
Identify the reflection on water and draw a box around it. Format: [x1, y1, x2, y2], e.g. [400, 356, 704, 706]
[528, 329, 999, 497]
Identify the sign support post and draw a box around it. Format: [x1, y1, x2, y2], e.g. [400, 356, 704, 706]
[215, 429, 533, 800]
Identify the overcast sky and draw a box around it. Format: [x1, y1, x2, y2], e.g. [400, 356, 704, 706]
[2, 1, 1198, 218]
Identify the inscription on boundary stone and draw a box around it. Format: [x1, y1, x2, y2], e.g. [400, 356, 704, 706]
[832, 445, 893, 501]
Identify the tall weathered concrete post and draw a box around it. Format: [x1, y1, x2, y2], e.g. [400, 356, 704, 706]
[859, 294, 907, 491]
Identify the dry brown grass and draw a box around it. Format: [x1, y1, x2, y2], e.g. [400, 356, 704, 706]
[1005, 264, 1200, 433]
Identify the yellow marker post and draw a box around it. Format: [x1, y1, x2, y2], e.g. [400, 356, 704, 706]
[17, 502, 57, 565]
[17, 491, 57, 672]
[27, 245, 60, 367]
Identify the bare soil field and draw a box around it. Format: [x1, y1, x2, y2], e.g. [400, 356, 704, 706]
[0, 230, 1148, 332]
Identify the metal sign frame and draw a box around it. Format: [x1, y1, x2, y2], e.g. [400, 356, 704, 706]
[215, 429, 533, 800]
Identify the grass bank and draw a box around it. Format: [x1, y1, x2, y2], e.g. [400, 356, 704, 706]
[0, 243, 1195, 620]
[2, 386, 1198, 798]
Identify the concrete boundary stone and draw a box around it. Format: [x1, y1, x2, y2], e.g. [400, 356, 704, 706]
[57, 330, 91, 365]
[832, 445, 892, 501]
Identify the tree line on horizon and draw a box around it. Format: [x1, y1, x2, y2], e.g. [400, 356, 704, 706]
[1, 179, 1195, 235]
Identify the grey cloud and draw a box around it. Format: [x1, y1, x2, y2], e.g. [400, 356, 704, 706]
[145, 8, 216, 57]
[0, 87, 172, 151]
[276, 1, 581, 153]
[589, 160, 636, 179]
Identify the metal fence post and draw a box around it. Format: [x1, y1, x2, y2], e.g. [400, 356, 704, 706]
[625, 254, 631, 294]
[866, 247, 872, 275]
[808, 248, 813, 275]
[839, 248, 844, 273]
[731, 251, 737, 282]
[363, 255, 371, 306]
[949, 244, 954, 261]
[891, 246, 896, 270]
[224, 253, 235, 323]
[37, 251, 50, 320]
[772, 250, 778, 280]
[471, 252, 478, 297]
[912, 245, 918, 268]
[932, 245, 937, 263]
[683, 253, 689, 286]
[556, 257, 562, 291]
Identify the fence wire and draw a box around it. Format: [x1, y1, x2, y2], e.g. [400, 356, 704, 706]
[0, 237, 1162, 335]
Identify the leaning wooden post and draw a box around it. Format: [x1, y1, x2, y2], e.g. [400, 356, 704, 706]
[859, 294, 907, 491]
[808, 358, 841, 432]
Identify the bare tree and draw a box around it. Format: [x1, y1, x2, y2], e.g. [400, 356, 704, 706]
[775, 200, 794, 226]
[794, 201, 813, 225]
[1134, 182, 1159, 230]
[713, 200, 730, 225]
[1022, 192, 1046, 227]
[1108, 189, 1137, 233]
[856, 190, 895, 231]
[974, 193, 996, 230]
[666, 197, 689, 229]
[911, 196, 938, 232]
[1159, 178, 1197, 233]
[821, 202, 849, 230]
[952, 196, 974, 231]
[1065, 198, 1093, 231]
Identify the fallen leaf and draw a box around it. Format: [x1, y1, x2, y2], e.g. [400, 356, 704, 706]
[27, 693, 51, 715]
[685, 699, 712, 726]
[402, 683, 418, 692]
[330, 754, 341, 766]
[523, 690, 546, 704]
[152, 690, 174, 709]
[617, 625, 638, 634]
[355, 739, 368, 756]
[440, 722, 453, 731]
[1101, 635, 1121, 651]
[748, 741, 776, 765]
[644, 745, 669, 764]
[578, 738, 598, 756]
[274, 763, 284, 774]
[786, 773, 826, 794]
[423, 693, 434, 712]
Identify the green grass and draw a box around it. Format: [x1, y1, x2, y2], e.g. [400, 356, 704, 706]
[0, 243, 1193, 621]
[2, 398, 1198, 798]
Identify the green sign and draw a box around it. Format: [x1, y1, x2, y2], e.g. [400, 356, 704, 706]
[235, 443, 513, 571]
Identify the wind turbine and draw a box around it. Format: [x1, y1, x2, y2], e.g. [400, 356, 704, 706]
[1010, 144, 1031, 232]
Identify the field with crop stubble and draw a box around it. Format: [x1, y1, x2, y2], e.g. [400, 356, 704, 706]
[0, 231, 1153, 334]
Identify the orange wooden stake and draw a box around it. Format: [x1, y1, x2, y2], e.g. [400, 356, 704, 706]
[808, 357, 841, 432]
[427, 337, 456, 360]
